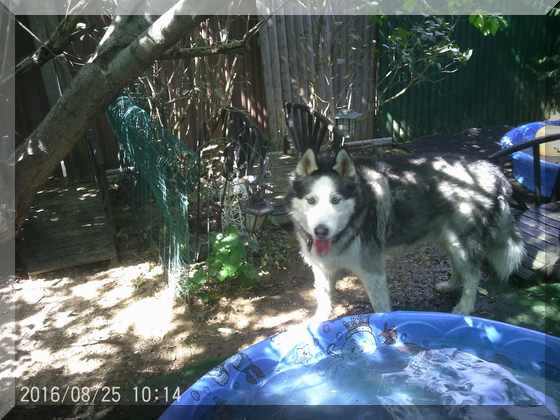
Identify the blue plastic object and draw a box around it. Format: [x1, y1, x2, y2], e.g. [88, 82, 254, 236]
[500, 121, 560, 198]
[161, 312, 560, 419]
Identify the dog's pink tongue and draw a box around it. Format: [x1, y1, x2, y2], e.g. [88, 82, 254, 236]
[314, 238, 332, 255]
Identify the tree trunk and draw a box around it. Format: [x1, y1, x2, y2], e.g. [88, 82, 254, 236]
[15, 2, 215, 229]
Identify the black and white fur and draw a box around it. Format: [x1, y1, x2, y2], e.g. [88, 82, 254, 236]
[285, 148, 524, 321]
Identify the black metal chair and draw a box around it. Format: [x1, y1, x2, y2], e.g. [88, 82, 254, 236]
[284, 102, 344, 158]
[488, 132, 560, 283]
[86, 129, 112, 224]
[487, 131, 560, 208]
[220, 107, 269, 179]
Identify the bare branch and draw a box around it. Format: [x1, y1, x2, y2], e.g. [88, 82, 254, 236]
[1, 15, 94, 88]
[158, 13, 272, 60]
[159, 39, 247, 60]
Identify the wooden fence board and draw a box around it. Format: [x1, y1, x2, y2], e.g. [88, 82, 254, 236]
[22, 184, 117, 276]
[514, 201, 560, 283]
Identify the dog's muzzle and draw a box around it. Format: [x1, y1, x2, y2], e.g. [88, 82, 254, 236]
[312, 225, 332, 255]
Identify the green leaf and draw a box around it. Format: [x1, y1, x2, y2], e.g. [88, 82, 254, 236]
[199, 291, 210, 303]
[247, 240, 260, 253]
[403, 0, 417, 9]
[242, 264, 258, 281]
[468, 15, 507, 36]
[208, 266, 220, 277]
[192, 269, 207, 285]
[225, 224, 240, 237]
[218, 263, 237, 281]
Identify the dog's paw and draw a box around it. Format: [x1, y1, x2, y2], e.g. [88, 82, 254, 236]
[435, 281, 456, 294]
[451, 302, 473, 315]
[310, 305, 333, 324]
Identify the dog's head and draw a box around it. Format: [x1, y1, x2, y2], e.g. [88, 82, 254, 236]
[286, 148, 357, 255]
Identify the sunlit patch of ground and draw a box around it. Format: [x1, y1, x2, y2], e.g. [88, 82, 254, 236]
[7, 260, 194, 389]
[2, 227, 314, 410]
[3, 189, 555, 420]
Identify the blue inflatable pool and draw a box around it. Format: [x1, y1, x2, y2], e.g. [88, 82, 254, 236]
[500, 121, 560, 198]
[161, 312, 560, 419]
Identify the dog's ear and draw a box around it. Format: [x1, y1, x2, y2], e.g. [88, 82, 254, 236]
[333, 148, 356, 179]
[295, 149, 319, 177]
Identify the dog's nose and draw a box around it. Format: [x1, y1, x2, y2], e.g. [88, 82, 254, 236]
[314, 225, 330, 239]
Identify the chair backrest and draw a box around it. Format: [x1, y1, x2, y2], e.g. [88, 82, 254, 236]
[488, 132, 560, 206]
[220, 107, 269, 178]
[86, 129, 112, 223]
[284, 102, 344, 158]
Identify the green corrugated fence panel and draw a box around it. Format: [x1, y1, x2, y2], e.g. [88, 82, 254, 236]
[378, 15, 559, 142]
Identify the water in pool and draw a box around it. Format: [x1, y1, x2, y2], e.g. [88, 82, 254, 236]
[173, 315, 560, 419]
[232, 347, 557, 403]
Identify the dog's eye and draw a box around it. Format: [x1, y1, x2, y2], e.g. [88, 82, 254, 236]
[331, 197, 340, 205]
[307, 197, 315, 205]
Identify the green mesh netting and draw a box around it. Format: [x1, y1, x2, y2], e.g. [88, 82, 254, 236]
[107, 94, 204, 296]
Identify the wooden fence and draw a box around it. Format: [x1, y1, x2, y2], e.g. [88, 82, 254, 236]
[255, 7, 378, 149]
[15, 13, 559, 178]
[257, 13, 559, 145]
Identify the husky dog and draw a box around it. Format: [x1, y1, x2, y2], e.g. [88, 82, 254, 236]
[285, 148, 524, 320]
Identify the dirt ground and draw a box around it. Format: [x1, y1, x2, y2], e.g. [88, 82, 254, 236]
[3, 151, 557, 419]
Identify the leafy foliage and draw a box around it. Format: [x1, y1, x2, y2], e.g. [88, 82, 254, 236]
[184, 225, 259, 303]
[258, 217, 293, 267]
[528, 14, 560, 110]
[468, 15, 508, 36]
[376, 16, 472, 110]
[359, 13, 510, 123]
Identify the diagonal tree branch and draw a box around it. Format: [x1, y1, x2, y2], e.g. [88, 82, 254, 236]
[4, 15, 93, 88]
[15, 0, 219, 228]
[160, 39, 247, 59]
[158, 12, 272, 60]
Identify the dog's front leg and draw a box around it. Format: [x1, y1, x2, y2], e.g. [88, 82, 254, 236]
[310, 265, 335, 322]
[356, 261, 391, 313]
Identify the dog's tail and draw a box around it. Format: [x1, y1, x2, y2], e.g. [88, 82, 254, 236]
[487, 196, 525, 283]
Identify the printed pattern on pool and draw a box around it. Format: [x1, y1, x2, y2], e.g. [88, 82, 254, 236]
[161, 312, 560, 419]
